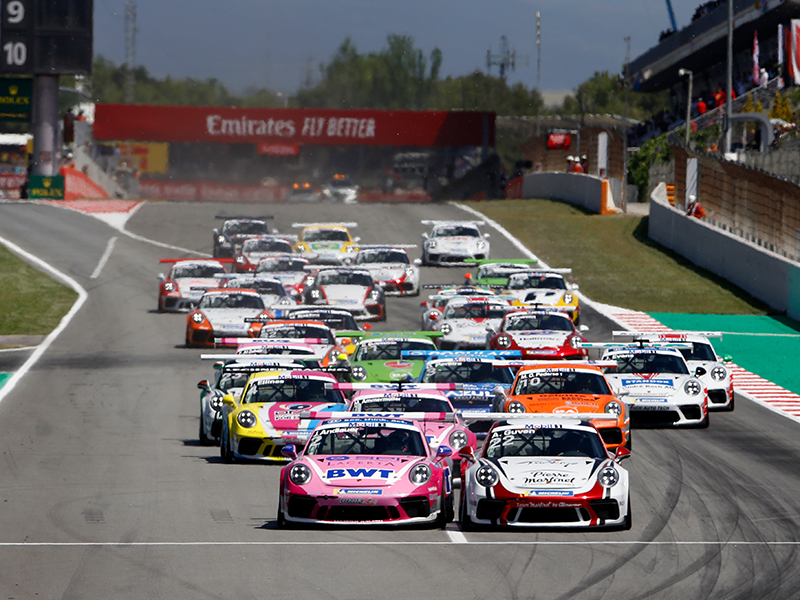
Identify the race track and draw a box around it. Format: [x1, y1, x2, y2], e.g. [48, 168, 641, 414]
[1, 200, 799, 600]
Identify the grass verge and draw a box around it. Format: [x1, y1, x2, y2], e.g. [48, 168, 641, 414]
[463, 198, 770, 315]
[0, 244, 78, 336]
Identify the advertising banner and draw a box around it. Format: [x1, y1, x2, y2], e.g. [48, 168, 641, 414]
[29, 175, 64, 199]
[94, 104, 495, 148]
[547, 133, 571, 150]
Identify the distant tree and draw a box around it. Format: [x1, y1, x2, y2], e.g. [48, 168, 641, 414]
[557, 71, 668, 121]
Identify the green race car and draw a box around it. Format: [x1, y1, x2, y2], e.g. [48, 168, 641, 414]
[469, 258, 539, 287]
[342, 332, 444, 383]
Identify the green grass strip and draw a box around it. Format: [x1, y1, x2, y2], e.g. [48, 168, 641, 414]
[465, 199, 769, 315]
[0, 244, 78, 336]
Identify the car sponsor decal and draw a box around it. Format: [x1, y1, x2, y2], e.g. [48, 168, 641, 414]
[525, 490, 575, 496]
[621, 378, 673, 386]
[326, 468, 394, 479]
[333, 488, 383, 495]
[385, 360, 414, 369]
[523, 472, 577, 486]
[338, 497, 379, 505]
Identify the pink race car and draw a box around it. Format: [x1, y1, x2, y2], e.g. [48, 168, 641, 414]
[278, 417, 455, 527]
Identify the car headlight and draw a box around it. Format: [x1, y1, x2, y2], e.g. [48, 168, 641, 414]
[163, 281, 175, 292]
[448, 430, 468, 450]
[427, 240, 437, 249]
[289, 463, 312, 485]
[563, 293, 574, 304]
[496, 334, 511, 348]
[351, 365, 367, 381]
[369, 289, 382, 300]
[711, 366, 727, 381]
[237, 410, 257, 428]
[217, 235, 226, 244]
[507, 401, 526, 413]
[475, 464, 499, 487]
[409, 463, 432, 485]
[597, 465, 619, 488]
[569, 335, 582, 348]
[439, 323, 452, 335]
[209, 393, 224, 412]
[684, 379, 702, 396]
[477, 241, 486, 250]
[604, 400, 623, 417]
[191, 312, 205, 323]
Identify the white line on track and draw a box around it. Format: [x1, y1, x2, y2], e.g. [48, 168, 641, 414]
[0, 234, 87, 405]
[445, 524, 468, 543]
[0, 346, 37, 353]
[0, 540, 798, 547]
[90, 235, 117, 279]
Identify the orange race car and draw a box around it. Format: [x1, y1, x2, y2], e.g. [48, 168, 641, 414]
[494, 361, 630, 451]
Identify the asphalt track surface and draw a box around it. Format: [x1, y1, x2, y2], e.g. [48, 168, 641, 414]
[1, 200, 800, 600]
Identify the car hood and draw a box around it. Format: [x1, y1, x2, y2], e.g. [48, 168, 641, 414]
[492, 456, 602, 491]
[306, 241, 347, 253]
[307, 455, 422, 485]
[519, 289, 568, 304]
[606, 373, 681, 394]
[429, 237, 481, 250]
[203, 308, 263, 328]
[361, 264, 410, 280]
[511, 394, 612, 412]
[357, 359, 423, 382]
[176, 278, 219, 297]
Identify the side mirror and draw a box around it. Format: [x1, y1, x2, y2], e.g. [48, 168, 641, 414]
[197, 379, 210, 390]
[436, 445, 453, 459]
[413, 258, 422, 266]
[362, 323, 372, 330]
[281, 445, 298, 460]
[222, 394, 236, 406]
[354, 236, 361, 243]
[157, 273, 165, 282]
[421, 232, 429, 239]
[458, 446, 476, 463]
[615, 446, 631, 462]
[570, 283, 580, 291]
[695, 366, 707, 377]
[483, 233, 491, 238]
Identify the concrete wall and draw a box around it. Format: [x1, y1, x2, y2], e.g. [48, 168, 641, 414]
[518, 172, 606, 213]
[648, 197, 800, 320]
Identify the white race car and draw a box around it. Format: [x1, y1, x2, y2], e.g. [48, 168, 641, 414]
[185, 288, 269, 347]
[232, 236, 295, 272]
[598, 345, 709, 427]
[459, 416, 631, 529]
[613, 331, 734, 411]
[421, 220, 490, 266]
[157, 258, 229, 312]
[302, 267, 386, 321]
[321, 174, 359, 203]
[254, 254, 311, 300]
[420, 283, 497, 331]
[218, 274, 296, 309]
[349, 245, 421, 296]
[434, 297, 512, 350]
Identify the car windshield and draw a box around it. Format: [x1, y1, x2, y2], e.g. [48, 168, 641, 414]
[242, 378, 344, 405]
[303, 229, 349, 242]
[305, 425, 427, 456]
[318, 271, 373, 286]
[509, 275, 567, 290]
[355, 339, 435, 361]
[485, 427, 607, 459]
[421, 361, 514, 384]
[217, 371, 251, 392]
[259, 325, 334, 343]
[171, 263, 225, 279]
[504, 315, 573, 332]
[443, 303, 508, 319]
[223, 221, 269, 236]
[513, 371, 611, 395]
[352, 395, 452, 413]
[477, 265, 527, 279]
[433, 225, 479, 237]
[198, 293, 264, 309]
[222, 279, 285, 296]
[235, 346, 317, 359]
[243, 238, 292, 253]
[256, 258, 309, 272]
[282, 311, 359, 330]
[678, 342, 717, 362]
[356, 250, 409, 264]
[611, 352, 690, 375]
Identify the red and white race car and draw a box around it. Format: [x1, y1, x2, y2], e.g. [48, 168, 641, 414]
[157, 258, 230, 312]
[486, 308, 587, 359]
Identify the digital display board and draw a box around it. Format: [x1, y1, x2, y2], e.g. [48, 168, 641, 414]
[0, 0, 93, 75]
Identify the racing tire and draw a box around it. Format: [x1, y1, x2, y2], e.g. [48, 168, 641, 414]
[622, 494, 632, 531]
[199, 418, 211, 446]
[625, 435, 632, 451]
[696, 413, 710, 429]
[436, 488, 454, 529]
[459, 491, 474, 531]
[220, 428, 234, 463]
[723, 395, 735, 412]
[277, 505, 286, 529]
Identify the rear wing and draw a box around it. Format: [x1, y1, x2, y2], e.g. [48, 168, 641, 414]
[457, 411, 619, 424]
[490, 359, 618, 368]
[355, 244, 418, 250]
[341, 331, 443, 340]
[299, 410, 456, 422]
[612, 330, 722, 340]
[215, 337, 330, 346]
[402, 350, 521, 359]
[214, 215, 274, 220]
[292, 222, 358, 228]
[465, 258, 539, 266]
[324, 382, 463, 392]
[201, 350, 330, 361]
[160, 258, 234, 264]
[578, 341, 692, 350]
[421, 219, 485, 226]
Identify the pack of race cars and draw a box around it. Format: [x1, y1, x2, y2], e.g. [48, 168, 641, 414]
[159, 215, 734, 531]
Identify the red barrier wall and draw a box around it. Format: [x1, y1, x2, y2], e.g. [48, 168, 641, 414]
[60, 167, 109, 199]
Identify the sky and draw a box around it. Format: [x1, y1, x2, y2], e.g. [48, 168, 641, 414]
[93, 0, 701, 101]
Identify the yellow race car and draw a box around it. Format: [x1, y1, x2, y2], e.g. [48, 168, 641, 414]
[292, 222, 360, 265]
[501, 269, 581, 325]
